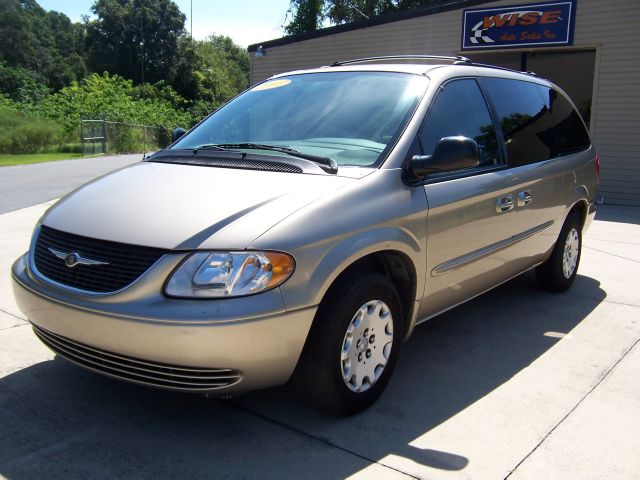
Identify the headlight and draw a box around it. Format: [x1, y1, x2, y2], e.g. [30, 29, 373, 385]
[165, 251, 295, 298]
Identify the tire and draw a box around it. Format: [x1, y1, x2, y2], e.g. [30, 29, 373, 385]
[292, 272, 403, 415]
[536, 213, 582, 292]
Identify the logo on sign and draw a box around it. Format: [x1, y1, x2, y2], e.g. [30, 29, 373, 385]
[462, 1, 576, 50]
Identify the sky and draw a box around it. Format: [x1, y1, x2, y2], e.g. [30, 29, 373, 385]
[37, 0, 291, 47]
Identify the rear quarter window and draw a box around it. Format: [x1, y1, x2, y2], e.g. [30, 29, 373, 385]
[538, 86, 591, 156]
[482, 78, 590, 167]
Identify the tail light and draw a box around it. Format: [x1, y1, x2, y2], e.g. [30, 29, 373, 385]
[595, 154, 600, 185]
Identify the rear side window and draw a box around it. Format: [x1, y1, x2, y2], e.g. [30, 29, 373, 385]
[419, 79, 499, 168]
[483, 78, 590, 167]
[537, 86, 591, 156]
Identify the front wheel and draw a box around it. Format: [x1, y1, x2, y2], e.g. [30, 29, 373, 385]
[536, 213, 582, 292]
[293, 273, 403, 415]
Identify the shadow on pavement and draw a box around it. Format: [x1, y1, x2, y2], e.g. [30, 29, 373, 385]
[0, 271, 606, 479]
[595, 204, 640, 225]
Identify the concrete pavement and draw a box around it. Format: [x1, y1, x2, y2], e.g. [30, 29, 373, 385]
[0, 154, 141, 214]
[0, 187, 638, 477]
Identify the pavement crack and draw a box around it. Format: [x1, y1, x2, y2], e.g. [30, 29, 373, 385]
[504, 336, 640, 479]
[586, 238, 640, 246]
[601, 299, 640, 309]
[584, 246, 640, 264]
[230, 402, 420, 479]
[0, 308, 27, 322]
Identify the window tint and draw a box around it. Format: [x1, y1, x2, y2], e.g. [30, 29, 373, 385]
[537, 85, 591, 156]
[482, 78, 555, 166]
[483, 78, 591, 167]
[419, 79, 499, 168]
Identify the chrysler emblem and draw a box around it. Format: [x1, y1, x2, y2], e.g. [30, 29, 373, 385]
[48, 248, 109, 268]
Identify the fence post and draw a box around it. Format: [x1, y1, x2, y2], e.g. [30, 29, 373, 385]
[101, 114, 106, 155]
[80, 115, 85, 155]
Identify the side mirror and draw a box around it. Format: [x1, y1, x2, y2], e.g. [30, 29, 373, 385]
[172, 127, 186, 143]
[410, 136, 480, 178]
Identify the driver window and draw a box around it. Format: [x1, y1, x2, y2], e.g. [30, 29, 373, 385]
[419, 79, 499, 167]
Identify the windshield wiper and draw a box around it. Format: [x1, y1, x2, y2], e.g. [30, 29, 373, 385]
[192, 145, 229, 151]
[206, 143, 338, 174]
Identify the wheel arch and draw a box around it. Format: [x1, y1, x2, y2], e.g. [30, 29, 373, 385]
[566, 198, 589, 230]
[301, 229, 423, 342]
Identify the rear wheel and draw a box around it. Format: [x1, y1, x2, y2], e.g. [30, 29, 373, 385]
[536, 213, 582, 292]
[293, 273, 403, 415]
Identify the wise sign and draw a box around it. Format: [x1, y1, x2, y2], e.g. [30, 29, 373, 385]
[461, 1, 576, 50]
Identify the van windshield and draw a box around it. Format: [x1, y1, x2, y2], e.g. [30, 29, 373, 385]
[172, 71, 428, 167]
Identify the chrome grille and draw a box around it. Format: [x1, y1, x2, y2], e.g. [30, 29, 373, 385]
[33, 225, 165, 293]
[33, 324, 242, 391]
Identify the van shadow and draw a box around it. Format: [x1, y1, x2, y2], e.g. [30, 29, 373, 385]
[233, 270, 607, 473]
[0, 272, 605, 479]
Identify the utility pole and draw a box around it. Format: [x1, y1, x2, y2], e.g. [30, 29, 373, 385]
[140, 3, 146, 157]
[190, 0, 193, 39]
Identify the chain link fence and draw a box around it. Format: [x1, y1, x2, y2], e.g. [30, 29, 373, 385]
[81, 115, 170, 156]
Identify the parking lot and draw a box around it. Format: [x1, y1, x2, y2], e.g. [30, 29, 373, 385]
[1, 156, 639, 479]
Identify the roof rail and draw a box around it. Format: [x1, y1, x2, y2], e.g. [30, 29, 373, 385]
[330, 55, 472, 66]
[471, 62, 538, 77]
[328, 55, 539, 77]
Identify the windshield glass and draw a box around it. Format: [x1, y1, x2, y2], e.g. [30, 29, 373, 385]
[172, 71, 428, 167]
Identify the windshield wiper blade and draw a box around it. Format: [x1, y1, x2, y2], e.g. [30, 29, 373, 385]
[192, 144, 229, 151]
[212, 143, 338, 174]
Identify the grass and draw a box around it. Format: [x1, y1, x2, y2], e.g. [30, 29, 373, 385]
[0, 152, 94, 167]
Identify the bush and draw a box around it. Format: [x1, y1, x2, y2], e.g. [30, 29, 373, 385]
[0, 72, 209, 156]
[34, 73, 194, 135]
[0, 61, 50, 104]
[0, 105, 64, 154]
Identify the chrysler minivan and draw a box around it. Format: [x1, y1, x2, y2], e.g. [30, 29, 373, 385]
[12, 56, 598, 414]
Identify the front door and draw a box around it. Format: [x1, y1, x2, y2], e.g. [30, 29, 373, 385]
[416, 78, 519, 320]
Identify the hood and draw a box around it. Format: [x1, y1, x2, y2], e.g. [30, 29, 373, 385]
[41, 162, 357, 250]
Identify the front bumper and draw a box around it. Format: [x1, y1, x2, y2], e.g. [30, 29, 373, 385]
[11, 253, 316, 395]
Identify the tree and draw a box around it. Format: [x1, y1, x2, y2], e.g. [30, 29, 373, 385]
[196, 35, 250, 103]
[325, 0, 396, 24]
[0, 61, 50, 104]
[284, 0, 446, 34]
[284, 0, 324, 35]
[85, 0, 186, 86]
[0, 0, 86, 89]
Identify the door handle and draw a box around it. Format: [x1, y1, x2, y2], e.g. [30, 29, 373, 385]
[496, 194, 514, 213]
[517, 191, 533, 207]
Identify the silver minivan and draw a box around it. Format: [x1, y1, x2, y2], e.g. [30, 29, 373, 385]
[12, 56, 598, 414]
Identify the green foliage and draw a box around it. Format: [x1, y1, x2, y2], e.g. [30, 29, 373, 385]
[0, 0, 250, 106]
[0, 105, 64, 154]
[34, 73, 192, 134]
[0, 0, 86, 89]
[285, 0, 324, 35]
[285, 0, 446, 32]
[0, 0, 251, 156]
[86, 0, 186, 86]
[195, 35, 250, 104]
[0, 61, 50, 104]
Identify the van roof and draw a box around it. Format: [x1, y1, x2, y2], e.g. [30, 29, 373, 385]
[268, 55, 549, 85]
[271, 62, 550, 86]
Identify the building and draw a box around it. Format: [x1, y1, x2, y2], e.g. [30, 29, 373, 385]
[248, 0, 639, 206]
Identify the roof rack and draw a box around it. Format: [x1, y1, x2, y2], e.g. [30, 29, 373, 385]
[329, 55, 538, 77]
[330, 55, 472, 66]
[470, 62, 538, 77]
